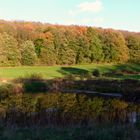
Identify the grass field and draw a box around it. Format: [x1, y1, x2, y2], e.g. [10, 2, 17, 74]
[0, 63, 139, 80]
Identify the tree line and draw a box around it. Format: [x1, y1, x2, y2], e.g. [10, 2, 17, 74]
[0, 20, 139, 66]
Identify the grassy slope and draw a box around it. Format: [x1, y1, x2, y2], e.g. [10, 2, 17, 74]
[0, 63, 139, 79]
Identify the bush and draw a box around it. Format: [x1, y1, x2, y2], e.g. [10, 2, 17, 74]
[92, 69, 101, 77]
[0, 84, 13, 100]
[22, 74, 48, 93]
[104, 70, 124, 77]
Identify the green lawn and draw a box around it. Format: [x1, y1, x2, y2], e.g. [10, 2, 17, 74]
[0, 63, 139, 80]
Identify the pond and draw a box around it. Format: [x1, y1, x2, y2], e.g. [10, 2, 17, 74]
[0, 93, 139, 127]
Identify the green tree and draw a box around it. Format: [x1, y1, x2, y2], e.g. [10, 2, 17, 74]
[58, 45, 76, 65]
[126, 35, 140, 63]
[34, 38, 44, 57]
[86, 27, 104, 62]
[99, 29, 129, 62]
[39, 32, 57, 65]
[52, 28, 76, 65]
[21, 40, 37, 65]
[76, 37, 91, 64]
[40, 44, 56, 65]
[0, 33, 20, 66]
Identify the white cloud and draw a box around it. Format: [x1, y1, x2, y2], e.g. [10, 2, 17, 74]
[68, 0, 103, 15]
[78, 0, 103, 13]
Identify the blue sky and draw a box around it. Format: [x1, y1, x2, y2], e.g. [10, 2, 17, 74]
[0, 0, 140, 32]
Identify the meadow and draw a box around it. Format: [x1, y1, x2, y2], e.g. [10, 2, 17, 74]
[0, 63, 140, 80]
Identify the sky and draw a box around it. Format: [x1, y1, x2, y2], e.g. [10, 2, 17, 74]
[0, 0, 140, 32]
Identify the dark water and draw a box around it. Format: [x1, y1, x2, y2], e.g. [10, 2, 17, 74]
[0, 93, 139, 126]
[0, 93, 140, 126]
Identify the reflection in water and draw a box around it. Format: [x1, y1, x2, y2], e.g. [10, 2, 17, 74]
[0, 93, 139, 126]
[128, 111, 137, 124]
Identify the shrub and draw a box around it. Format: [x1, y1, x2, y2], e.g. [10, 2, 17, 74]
[0, 84, 13, 100]
[92, 69, 101, 77]
[104, 70, 124, 77]
[22, 74, 48, 93]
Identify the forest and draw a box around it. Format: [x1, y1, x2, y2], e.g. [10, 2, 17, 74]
[0, 20, 139, 66]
